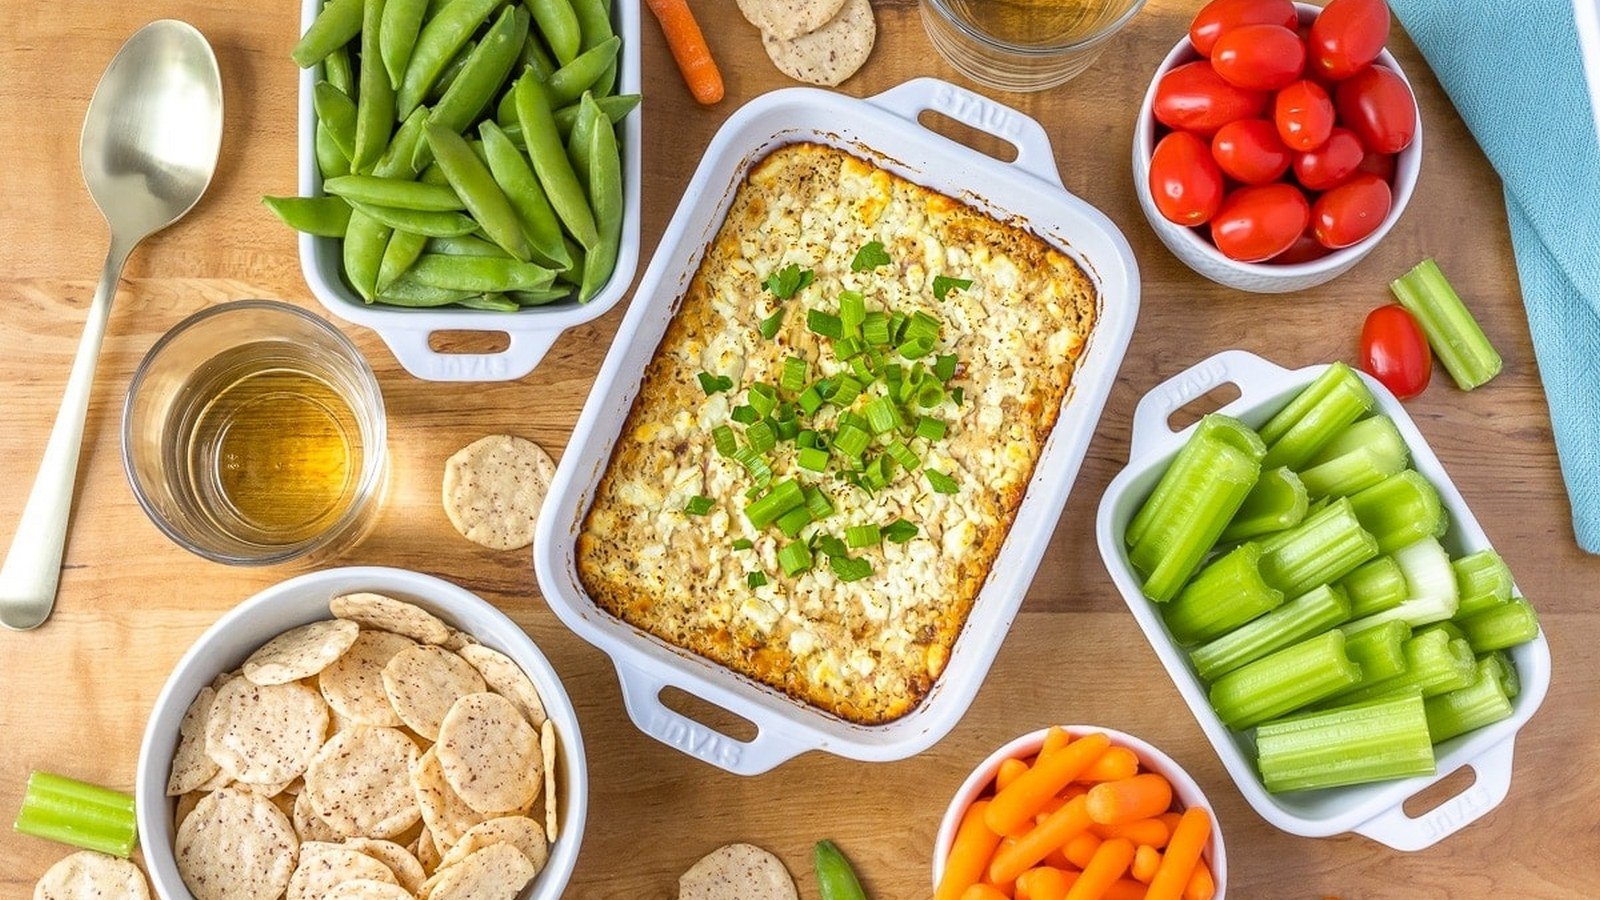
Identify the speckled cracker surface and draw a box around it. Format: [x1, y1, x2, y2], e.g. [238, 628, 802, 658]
[761, 0, 875, 87]
[243, 619, 360, 686]
[735, 0, 847, 39]
[331, 593, 452, 646]
[436, 816, 549, 874]
[541, 720, 558, 843]
[204, 678, 330, 786]
[303, 726, 421, 839]
[343, 838, 426, 893]
[325, 879, 415, 900]
[320, 630, 416, 727]
[436, 693, 541, 814]
[382, 645, 485, 741]
[411, 748, 488, 850]
[32, 851, 150, 900]
[168, 686, 220, 795]
[441, 435, 555, 551]
[679, 843, 799, 900]
[426, 843, 537, 900]
[457, 643, 547, 728]
[175, 786, 299, 900]
[286, 844, 397, 900]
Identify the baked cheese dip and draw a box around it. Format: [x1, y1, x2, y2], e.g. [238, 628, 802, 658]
[577, 143, 1098, 724]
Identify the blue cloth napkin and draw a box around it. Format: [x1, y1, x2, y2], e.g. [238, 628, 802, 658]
[1389, 0, 1600, 553]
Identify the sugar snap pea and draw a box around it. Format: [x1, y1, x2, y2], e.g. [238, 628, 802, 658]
[426, 123, 533, 261]
[344, 209, 393, 301]
[353, 0, 396, 171]
[313, 82, 359, 162]
[565, 90, 599, 185]
[552, 93, 638, 135]
[518, 33, 557, 81]
[396, 0, 501, 117]
[426, 38, 475, 103]
[408, 253, 555, 291]
[263, 196, 353, 237]
[513, 74, 597, 248]
[812, 841, 867, 900]
[379, 0, 428, 90]
[545, 35, 619, 106]
[480, 120, 571, 268]
[423, 0, 454, 17]
[292, 0, 362, 68]
[527, 0, 582, 65]
[509, 286, 571, 305]
[568, 0, 614, 95]
[316, 124, 352, 178]
[579, 90, 621, 302]
[376, 276, 474, 306]
[557, 235, 584, 285]
[324, 174, 465, 210]
[428, 234, 509, 256]
[324, 45, 357, 98]
[459, 292, 520, 311]
[376, 227, 428, 291]
[428, 6, 528, 134]
[372, 107, 429, 179]
[349, 201, 480, 236]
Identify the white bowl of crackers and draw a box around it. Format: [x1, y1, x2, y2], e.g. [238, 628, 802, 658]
[135, 566, 584, 900]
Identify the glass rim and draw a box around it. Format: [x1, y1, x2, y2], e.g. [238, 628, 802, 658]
[922, 0, 1150, 57]
[120, 299, 388, 567]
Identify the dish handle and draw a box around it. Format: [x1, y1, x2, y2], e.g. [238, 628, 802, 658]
[611, 658, 816, 776]
[1352, 737, 1520, 851]
[376, 325, 559, 382]
[1128, 349, 1294, 456]
[866, 77, 1063, 188]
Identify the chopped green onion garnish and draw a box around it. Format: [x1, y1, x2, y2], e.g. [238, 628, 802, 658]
[712, 425, 738, 457]
[748, 383, 778, 417]
[839, 290, 866, 333]
[804, 487, 835, 520]
[863, 454, 895, 490]
[796, 386, 824, 415]
[915, 416, 948, 441]
[814, 534, 849, 557]
[926, 469, 960, 494]
[746, 480, 805, 529]
[778, 540, 813, 575]
[776, 505, 813, 538]
[846, 524, 882, 548]
[698, 372, 733, 394]
[862, 312, 890, 345]
[851, 241, 891, 272]
[797, 430, 821, 449]
[884, 519, 919, 543]
[905, 311, 942, 342]
[807, 309, 844, 339]
[797, 446, 830, 472]
[732, 538, 754, 551]
[864, 397, 901, 434]
[830, 376, 865, 407]
[830, 554, 874, 582]
[836, 410, 868, 433]
[747, 571, 768, 588]
[730, 404, 760, 425]
[759, 307, 786, 340]
[746, 420, 777, 454]
[888, 311, 908, 343]
[834, 336, 864, 359]
[731, 446, 773, 486]
[773, 416, 800, 441]
[898, 338, 934, 360]
[886, 440, 920, 471]
[849, 357, 875, 383]
[684, 495, 715, 516]
[933, 353, 959, 382]
[763, 263, 814, 299]
[780, 357, 808, 393]
[916, 381, 945, 408]
[952, 386, 965, 405]
[932, 274, 973, 301]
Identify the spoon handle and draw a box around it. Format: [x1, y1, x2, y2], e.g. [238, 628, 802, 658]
[0, 243, 130, 631]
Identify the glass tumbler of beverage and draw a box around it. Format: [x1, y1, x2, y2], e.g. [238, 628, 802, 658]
[122, 300, 388, 565]
[921, 0, 1148, 92]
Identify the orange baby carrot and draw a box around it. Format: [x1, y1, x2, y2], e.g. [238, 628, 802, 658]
[1105, 879, 1151, 900]
[990, 795, 1094, 885]
[1131, 844, 1161, 883]
[1065, 837, 1136, 900]
[1146, 807, 1211, 900]
[1158, 812, 1182, 834]
[1092, 817, 1170, 847]
[1184, 860, 1216, 900]
[642, 0, 724, 105]
[1034, 796, 1068, 824]
[1078, 747, 1141, 783]
[998, 757, 1031, 792]
[1016, 866, 1080, 900]
[1044, 847, 1074, 870]
[1086, 774, 1174, 826]
[987, 733, 1111, 836]
[938, 800, 1005, 900]
[1064, 832, 1101, 869]
[961, 886, 1012, 900]
[1041, 726, 1072, 754]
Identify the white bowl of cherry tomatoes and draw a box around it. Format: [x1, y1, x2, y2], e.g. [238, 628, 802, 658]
[1133, 0, 1420, 293]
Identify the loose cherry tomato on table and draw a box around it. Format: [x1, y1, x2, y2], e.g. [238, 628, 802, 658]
[1210, 183, 1311, 262]
[1154, 61, 1271, 135]
[1275, 80, 1335, 151]
[1211, 24, 1307, 91]
[1293, 127, 1365, 190]
[1150, 131, 1226, 226]
[1311, 172, 1392, 248]
[1360, 304, 1431, 399]
[1211, 118, 1293, 184]
[1189, 0, 1299, 57]
[1335, 66, 1418, 153]
[1308, 0, 1391, 80]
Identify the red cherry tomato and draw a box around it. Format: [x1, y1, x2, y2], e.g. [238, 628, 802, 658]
[1356, 149, 1396, 181]
[1211, 119, 1292, 184]
[1189, 0, 1299, 57]
[1293, 127, 1365, 190]
[1210, 183, 1312, 262]
[1149, 131, 1226, 226]
[1274, 80, 1334, 151]
[1308, 0, 1391, 80]
[1360, 304, 1432, 400]
[1154, 61, 1271, 136]
[1335, 66, 1418, 153]
[1211, 24, 1307, 92]
[1274, 227, 1331, 264]
[1311, 172, 1392, 248]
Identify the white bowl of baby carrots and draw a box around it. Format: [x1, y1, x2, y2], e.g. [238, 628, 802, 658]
[932, 727, 1226, 900]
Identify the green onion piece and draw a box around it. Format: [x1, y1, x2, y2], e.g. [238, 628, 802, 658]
[1209, 630, 1363, 729]
[1456, 596, 1540, 653]
[1348, 471, 1445, 555]
[833, 425, 871, 459]
[730, 446, 773, 487]
[915, 416, 948, 442]
[1482, 650, 1520, 700]
[807, 309, 844, 339]
[932, 274, 973, 300]
[1343, 620, 1412, 682]
[830, 554, 874, 582]
[730, 405, 760, 425]
[898, 338, 934, 360]
[745, 484, 764, 500]
[13, 772, 138, 858]
[759, 307, 786, 340]
[933, 353, 959, 382]
[814, 534, 847, 557]
[763, 263, 814, 299]
[1256, 693, 1435, 793]
[797, 430, 821, 449]
[836, 410, 868, 433]
[904, 311, 942, 343]
[804, 487, 835, 520]
[747, 383, 778, 418]
[712, 425, 738, 458]
[888, 311, 908, 344]
[926, 469, 960, 494]
[864, 397, 900, 435]
[1341, 556, 1409, 618]
[1259, 364, 1375, 469]
[1257, 497, 1380, 599]
[915, 381, 946, 408]
[862, 455, 895, 490]
[862, 312, 890, 345]
[746, 480, 805, 529]
[846, 524, 882, 548]
[1344, 537, 1459, 632]
[698, 372, 733, 395]
[1425, 658, 1514, 743]
[952, 386, 965, 405]
[797, 447, 830, 472]
[830, 376, 865, 407]
[797, 386, 824, 415]
[839, 290, 866, 333]
[779, 357, 808, 394]
[773, 417, 799, 441]
[849, 356, 875, 383]
[886, 440, 920, 471]
[1453, 550, 1514, 617]
[1163, 544, 1284, 645]
[882, 362, 904, 390]
[684, 495, 714, 516]
[1220, 466, 1309, 543]
[1125, 414, 1267, 577]
[747, 571, 768, 589]
[1299, 416, 1410, 499]
[835, 336, 864, 360]
[1330, 629, 1477, 704]
[1390, 258, 1502, 391]
[884, 519, 918, 543]
[1190, 585, 1352, 682]
[732, 538, 754, 551]
[746, 420, 777, 455]
[851, 240, 890, 271]
[778, 541, 813, 575]
[776, 505, 814, 538]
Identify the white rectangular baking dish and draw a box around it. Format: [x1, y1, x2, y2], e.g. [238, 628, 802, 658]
[534, 78, 1139, 775]
[1095, 350, 1552, 850]
[294, 0, 642, 381]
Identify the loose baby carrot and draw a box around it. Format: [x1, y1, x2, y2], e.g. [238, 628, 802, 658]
[1092, 817, 1170, 847]
[938, 800, 1005, 900]
[990, 795, 1094, 885]
[1041, 726, 1072, 755]
[1146, 807, 1212, 900]
[1131, 844, 1161, 883]
[1078, 747, 1141, 783]
[642, 0, 724, 105]
[1065, 837, 1136, 900]
[1016, 866, 1079, 900]
[962, 886, 1012, 900]
[987, 734, 1111, 836]
[1086, 774, 1174, 826]
[997, 757, 1031, 792]
[1064, 832, 1101, 869]
[1184, 860, 1217, 900]
[1105, 879, 1152, 900]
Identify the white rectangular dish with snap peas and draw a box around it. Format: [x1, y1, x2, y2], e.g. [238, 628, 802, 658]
[294, 0, 641, 381]
[1095, 350, 1551, 851]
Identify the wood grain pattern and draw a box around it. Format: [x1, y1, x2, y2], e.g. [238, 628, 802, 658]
[1, 1, 1595, 896]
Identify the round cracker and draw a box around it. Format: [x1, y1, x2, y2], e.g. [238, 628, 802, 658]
[243, 619, 360, 686]
[426, 843, 537, 900]
[304, 726, 421, 840]
[343, 838, 427, 894]
[382, 645, 485, 741]
[168, 686, 221, 795]
[436, 693, 541, 815]
[456, 643, 547, 728]
[761, 0, 875, 87]
[326, 879, 415, 900]
[294, 789, 343, 844]
[33, 850, 150, 900]
[436, 816, 549, 874]
[320, 630, 416, 727]
[441, 435, 555, 551]
[331, 593, 453, 645]
[541, 719, 558, 843]
[680, 843, 799, 900]
[411, 748, 488, 850]
[205, 678, 330, 786]
[735, 0, 847, 39]
[175, 786, 299, 900]
[287, 844, 397, 900]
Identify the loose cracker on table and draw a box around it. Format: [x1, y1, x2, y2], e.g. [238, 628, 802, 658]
[204, 677, 330, 787]
[411, 747, 488, 851]
[425, 843, 538, 900]
[331, 593, 453, 646]
[435, 693, 542, 815]
[32, 850, 150, 900]
[441, 434, 556, 551]
[457, 643, 547, 728]
[436, 815, 549, 874]
[320, 630, 417, 727]
[286, 844, 397, 900]
[168, 686, 220, 795]
[381, 645, 485, 741]
[243, 619, 360, 686]
[174, 786, 299, 900]
[343, 838, 427, 893]
[679, 843, 800, 900]
[303, 726, 422, 840]
[735, 0, 847, 39]
[761, 0, 876, 87]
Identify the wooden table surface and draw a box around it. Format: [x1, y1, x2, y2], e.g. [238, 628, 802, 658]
[2, 0, 1595, 896]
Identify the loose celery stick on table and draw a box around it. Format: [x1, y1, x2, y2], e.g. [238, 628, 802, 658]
[1340, 555, 1409, 617]
[1425, 658, 1515, 743]
[1343, 536, 1458, 632]
[1456, 596, 1541, 653]
[1453, 549, 1514, 617]
[1190, 584, 1351, 682]
[1209, 630, 1363, 729]
[1390, 258, 1503, 391]
[1256, 693, 1436, 793]
[1220, 466, 1308, 543]
[1258, 362, 1375, 469]
[13, 771, 138, 857]
[1342, 620, 1412, 682]
[1349, 470, 1447, 554]
[1256, 496, 1379, 599]
[1163, 543, 1284, 646]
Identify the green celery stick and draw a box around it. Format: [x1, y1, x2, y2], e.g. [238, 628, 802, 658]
[1329, 630, 1477, 704]
[1415, 620, 1467, 644]
[1344, 537, 1459, 632]
[1163, 544, 1284, 646]
[1456, 596, 1540, 652]
[1191, 584, 1351, 682]
[1341, 556, 1409, 617]
[1425, 658, 1514, 743]
[1453, 550, 1514, 617]
[1259, 363, 1375, 469]
[1481, 650, 1520, 700]
[1256, 693, 1436, 793]
[1299, 443, 1408, 500]
[1126, 414, 1265, 550]
[1303, 415, 1410, 469]
[1390, 258, 1502, 391]
[1257, 497, 1379, 598]
[1344, 620, 1411, 682]
[1209, 630, 1363, 729]
[1220, 467, 1309, 543]
[1348, 471, 1446, 554]
[13, 772, 137, 857]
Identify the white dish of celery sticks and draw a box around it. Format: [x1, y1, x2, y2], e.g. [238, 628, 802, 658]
[1095, 349, 1549, 851]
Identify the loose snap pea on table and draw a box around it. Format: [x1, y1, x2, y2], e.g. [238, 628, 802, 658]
[262, 195, 353, 237]
[353, 0, 395, 171]
[426, 123, 533, 261]
[579, 91, 622, 302]
[527, 0, 582, 66]
[376, 227, 428, 292]
[396, 0, 501, 117]
[408, 253, 556, 292]
[514, 74, 598, 249]
[348, 201, 480, 237]
[545, 34, 620, 106]
[480, 119, 572, 269]
[313, 82, 358, 162]
[323, 174, 464, 210]
[378, 0, 426, 89]
[343, 208, 393, 301]
[291, 0, 361, 67]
